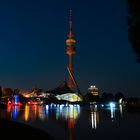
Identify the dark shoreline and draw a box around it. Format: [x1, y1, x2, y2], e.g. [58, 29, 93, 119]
[0, 118, 54, 140]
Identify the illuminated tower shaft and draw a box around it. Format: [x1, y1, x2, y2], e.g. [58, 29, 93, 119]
[66, 10, 76, 90]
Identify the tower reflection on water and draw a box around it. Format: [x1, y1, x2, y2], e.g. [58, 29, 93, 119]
[4, 103, 124, 140]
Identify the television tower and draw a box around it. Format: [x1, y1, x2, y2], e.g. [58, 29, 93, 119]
[66, 10, 76, 90]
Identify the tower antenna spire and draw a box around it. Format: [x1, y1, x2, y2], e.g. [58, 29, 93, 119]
[70, 9, 72, 32]
[68, 9, 74, 38]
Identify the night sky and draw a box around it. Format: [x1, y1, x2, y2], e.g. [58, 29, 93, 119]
[0, 0, 140, 97]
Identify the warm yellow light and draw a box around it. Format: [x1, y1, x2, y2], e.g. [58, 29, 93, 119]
[25, 95, 29, 98]
[24, 104, 29, 121]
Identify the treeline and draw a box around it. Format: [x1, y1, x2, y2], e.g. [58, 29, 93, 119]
[84, 92, 125, 103]
[84, 92, 140, 105]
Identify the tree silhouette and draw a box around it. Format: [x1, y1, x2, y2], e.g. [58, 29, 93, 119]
[115, 92, 125, 102]
[126, 0, 140, 62]
[101, 92, 114, 102]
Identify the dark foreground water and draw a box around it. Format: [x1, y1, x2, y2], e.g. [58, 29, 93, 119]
[1, 103, 140, 140]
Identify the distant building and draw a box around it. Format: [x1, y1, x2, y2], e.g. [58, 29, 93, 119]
[21, 91, 35, 98]
[88, 85, 99, 96]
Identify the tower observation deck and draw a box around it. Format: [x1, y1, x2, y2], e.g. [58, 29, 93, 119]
[66, 10, 76, 90]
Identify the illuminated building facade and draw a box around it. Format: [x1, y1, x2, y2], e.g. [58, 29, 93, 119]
[66, 10, 76, 90]
[49, 79, 82, 102]
[88, 85, 99, 96]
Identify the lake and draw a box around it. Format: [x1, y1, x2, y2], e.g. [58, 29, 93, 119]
[0, 103, 140, 140]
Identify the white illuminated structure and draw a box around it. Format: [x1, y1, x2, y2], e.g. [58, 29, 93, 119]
[49, 79, 82, 102]
[56, 93, 82, 102]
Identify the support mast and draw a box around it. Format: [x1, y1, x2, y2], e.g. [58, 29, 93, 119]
[66, 10, 76, 90]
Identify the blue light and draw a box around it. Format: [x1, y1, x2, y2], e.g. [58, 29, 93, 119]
[50, 103, 53, 108]
[46, 105, 49, 110]
[59, 104, 64, 112]
[76, 104, 80, 108]
[109, 102, 115, 119]
[110, 102, 115, 108]
[76, 105, 80, 114]
[69, 104, 74, 109]
[12, 106, 18, 120]
[45, 105, 49, 119]
[14, 95, 19, 105]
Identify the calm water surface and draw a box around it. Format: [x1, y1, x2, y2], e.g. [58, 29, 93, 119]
[1, 103, 140, 140]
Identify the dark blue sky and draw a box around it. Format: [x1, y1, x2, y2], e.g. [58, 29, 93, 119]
[0, 0, 140, 97]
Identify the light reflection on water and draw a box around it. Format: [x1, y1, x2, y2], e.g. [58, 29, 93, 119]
[1, 103, 139, 140]
[90, 105, 99, 129]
